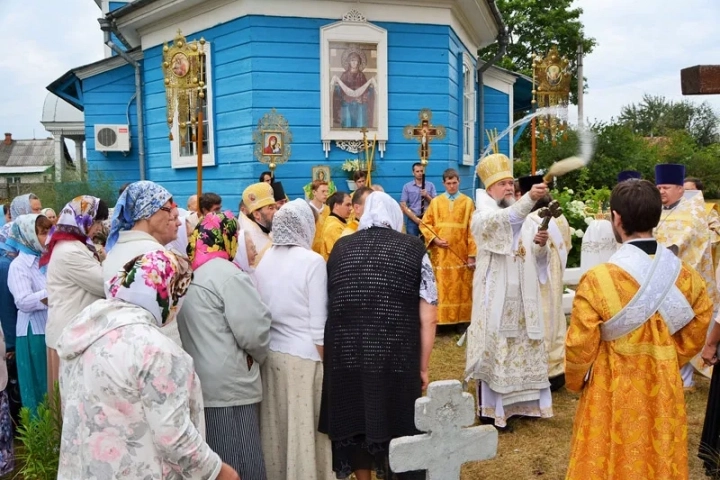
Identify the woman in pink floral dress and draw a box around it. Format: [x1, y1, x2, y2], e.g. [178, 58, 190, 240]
[56, 249, 239, 480]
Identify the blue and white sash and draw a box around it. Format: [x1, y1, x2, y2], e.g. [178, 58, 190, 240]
[600, 243, 694, 342]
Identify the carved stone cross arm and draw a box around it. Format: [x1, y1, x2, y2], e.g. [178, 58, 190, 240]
[389, 380, 498, 480]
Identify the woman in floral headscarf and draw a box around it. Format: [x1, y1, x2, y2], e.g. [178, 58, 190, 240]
[7, 213, 53, 414]
[179, 211, 271, 480]
[56, 249, 239, 480]
[42, 195, 109, 395]
[254, 199, 333, 480]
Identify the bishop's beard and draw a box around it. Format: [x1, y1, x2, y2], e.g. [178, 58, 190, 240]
[497, 196, 516, 209]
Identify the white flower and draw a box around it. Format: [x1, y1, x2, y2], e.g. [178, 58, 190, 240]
[575, 229, 585, 239]
[566, 189, 574, 195]
[569, 227, 576, 236]
[584, 217, 593, 226]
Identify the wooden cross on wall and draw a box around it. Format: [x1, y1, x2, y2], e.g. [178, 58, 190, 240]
[404, 109, 446, 162]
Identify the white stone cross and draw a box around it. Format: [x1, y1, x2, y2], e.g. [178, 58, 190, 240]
[389, 380, 498, 480]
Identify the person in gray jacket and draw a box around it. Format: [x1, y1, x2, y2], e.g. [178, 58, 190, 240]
[178, 211, 272, 480]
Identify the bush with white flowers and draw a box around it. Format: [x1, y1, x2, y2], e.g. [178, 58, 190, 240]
[550, 186, 612, 267]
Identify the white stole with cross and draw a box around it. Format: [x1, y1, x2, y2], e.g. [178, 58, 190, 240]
[473, 191, 546, 341]
[601, 242, 694, 341]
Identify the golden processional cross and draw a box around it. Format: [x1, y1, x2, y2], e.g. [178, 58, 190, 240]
[162, 30, 206, 207]
[404, 109, 446, 215]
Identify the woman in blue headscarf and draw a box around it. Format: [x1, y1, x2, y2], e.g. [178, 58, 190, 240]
[7, 214, 53, 414]
[9, 194, 41, 220]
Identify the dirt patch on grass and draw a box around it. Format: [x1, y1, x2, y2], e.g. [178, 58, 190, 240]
[429, 331, 709, 479]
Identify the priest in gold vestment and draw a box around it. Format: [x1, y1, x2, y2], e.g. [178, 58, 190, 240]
[420, 169, 476, 326]
[566, 179, 711, 480]
[654, 164, 720, 388]
[241, 182, 277, 266]
[465, 154, 552, 428]
[684, 176, 720, 283]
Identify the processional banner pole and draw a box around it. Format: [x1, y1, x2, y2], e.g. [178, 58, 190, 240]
[196, 106, 203, 205]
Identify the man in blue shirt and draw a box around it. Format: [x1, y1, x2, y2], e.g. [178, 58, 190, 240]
[400, 162, 436, 236]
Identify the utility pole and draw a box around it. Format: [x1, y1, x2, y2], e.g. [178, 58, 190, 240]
[577, 43, 584, 127]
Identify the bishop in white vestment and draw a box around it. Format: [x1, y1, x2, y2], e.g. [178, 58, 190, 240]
[465, 155, 553, 428]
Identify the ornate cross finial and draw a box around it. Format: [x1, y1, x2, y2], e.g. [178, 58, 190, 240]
[342, 9, 367, 23]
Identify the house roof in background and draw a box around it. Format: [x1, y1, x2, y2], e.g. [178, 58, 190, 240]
[0, 137, 74, 171]
[0, 166, 52, 175]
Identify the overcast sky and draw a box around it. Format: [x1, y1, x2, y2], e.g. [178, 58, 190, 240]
[1, 0, 719, 140]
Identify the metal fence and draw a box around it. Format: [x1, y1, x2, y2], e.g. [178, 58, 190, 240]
[0, 180, 118, 210]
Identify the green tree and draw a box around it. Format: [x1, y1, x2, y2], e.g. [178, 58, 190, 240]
[619, 94, 719, 146]
[479, 0, 597, 104]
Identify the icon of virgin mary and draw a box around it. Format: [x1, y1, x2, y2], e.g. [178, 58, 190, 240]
[331, 45, 376, 129]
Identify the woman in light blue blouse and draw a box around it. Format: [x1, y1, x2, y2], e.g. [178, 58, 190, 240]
[7, 214, 52, 415]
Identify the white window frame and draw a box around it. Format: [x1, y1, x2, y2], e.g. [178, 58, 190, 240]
[170, 41, 215, 169]
[319, 13, 388, 156]
[462, 54, 476, 166]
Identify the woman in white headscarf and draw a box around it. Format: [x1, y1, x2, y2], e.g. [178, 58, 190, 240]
[254, 199, 333, 480]
[234, 229, 258, 283]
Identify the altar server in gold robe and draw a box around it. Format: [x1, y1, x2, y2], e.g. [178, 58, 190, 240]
[519, 175, 569, 390]
[654, 163, 720, 388]
[420, 169, 476, 326]
[340, 187, 372, 238]
[566, 179, 711, 480]
[309, 180, 330, 255]
[320, 192, 352, 261]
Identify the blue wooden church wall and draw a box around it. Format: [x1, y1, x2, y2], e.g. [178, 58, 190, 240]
[82, 15, 512, 209]
[483, 85, 511, 157]
[84, 64, 143, 187]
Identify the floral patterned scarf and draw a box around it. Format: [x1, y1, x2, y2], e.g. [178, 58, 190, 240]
[107, 181, 172, 251]
[7, 214, 44, 257]
[40, 196, 101, 267]
[187, 211, 239, 270]
[106, 249, 192, 326]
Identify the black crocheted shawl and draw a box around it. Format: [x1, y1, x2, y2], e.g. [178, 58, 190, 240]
[319, 227, 426, 443]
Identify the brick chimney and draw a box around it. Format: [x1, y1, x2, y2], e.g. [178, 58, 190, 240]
[3, 133, 11, 145]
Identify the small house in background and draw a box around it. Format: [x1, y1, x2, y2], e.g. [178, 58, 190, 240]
[47, 0, 532, 208]
[0, 133, 74, 200]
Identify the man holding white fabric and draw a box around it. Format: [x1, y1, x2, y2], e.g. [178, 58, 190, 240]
[518, 175, 569, 391]
[465, 153, 552, 428]
[565, 179, 711, 479]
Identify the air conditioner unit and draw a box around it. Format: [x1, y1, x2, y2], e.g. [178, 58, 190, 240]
[94, 124, 130, 152]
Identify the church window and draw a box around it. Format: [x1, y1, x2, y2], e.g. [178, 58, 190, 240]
[171, 41, 215, 168]
[462, 55, 476, 166]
